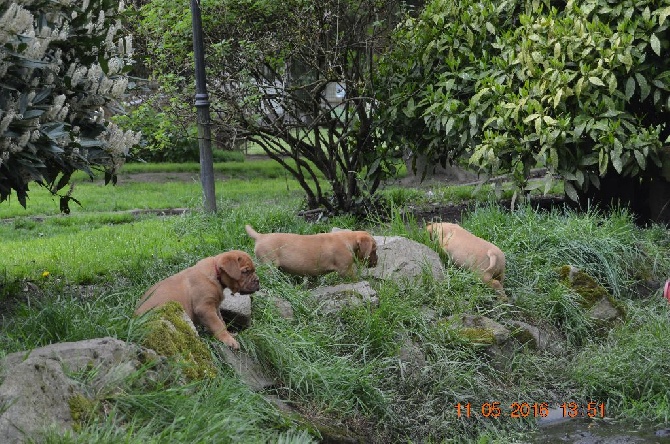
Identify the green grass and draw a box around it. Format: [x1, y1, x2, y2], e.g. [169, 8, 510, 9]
[1, 159, 669, 443]
[0, 160, 306, 218]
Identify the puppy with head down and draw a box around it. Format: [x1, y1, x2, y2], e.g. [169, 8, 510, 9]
[426, 222, 507, 300]
[135, 250, 260, 350]
[245, 225, 377, 277]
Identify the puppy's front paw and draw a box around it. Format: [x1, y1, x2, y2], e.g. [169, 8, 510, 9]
[221, 335, 240, 350]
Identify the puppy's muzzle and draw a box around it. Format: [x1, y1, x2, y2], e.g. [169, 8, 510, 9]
[239, 274, 260, 294]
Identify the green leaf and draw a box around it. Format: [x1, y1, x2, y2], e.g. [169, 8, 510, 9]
[659, 6, 670, 25]
[624, 77, 635, 101]
[576, 77, 585, 96]
[543, 115, 557, 125]
[635, 73, 650, 100]
[599, 150, 609, 176]
[445, 117, 455, 135]
[650, 34, 661, 56]
[634, 150, 646, 170]
[485, 22, 495, 34]
[588, 77, 605, 87]
[553, 89, 563, 108]
[611, 152, 623, 174]
[23, 109, 45, 119]
[607, 74, 617, 94]
[523, 113, 540, 123]
[543, 172, 553, 195]
[564, 180, 579, 202]
[403, 97, 416, 117]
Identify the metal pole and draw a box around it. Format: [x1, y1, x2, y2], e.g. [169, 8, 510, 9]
[190, 0, 217, 213]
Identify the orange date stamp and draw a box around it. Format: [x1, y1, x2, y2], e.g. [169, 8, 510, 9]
[455, 401, 605, 419]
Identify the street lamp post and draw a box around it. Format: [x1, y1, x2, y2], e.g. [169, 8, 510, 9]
[190, 0, 216, 213]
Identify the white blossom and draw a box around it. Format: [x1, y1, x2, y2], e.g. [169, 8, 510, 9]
[0, 4, 33, 43]
[96, 10, 105, 31]
[107, 57, 123, 75]
[124, 35, 133, 56]
[98, 77, 113, 95]
[18, 131, 30, 148]
[71, 66, 88, 87]
[0, 110, 15, 133]
[56, 104, 69, 121]
[111, 77, 128, 97]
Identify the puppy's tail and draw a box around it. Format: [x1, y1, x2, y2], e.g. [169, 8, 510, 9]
[483, 250, 498, 274]
[245, 224, 260, 240]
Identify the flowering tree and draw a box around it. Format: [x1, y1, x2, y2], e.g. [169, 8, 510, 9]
[0, 0, 140, 211]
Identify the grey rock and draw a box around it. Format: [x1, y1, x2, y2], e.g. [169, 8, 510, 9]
[220, 289, 252, 330]
[310, 281, 379, 314]
[270, 296, 295, 320]
[398, 339, 426, 378]
[329, 228, 444, 282]
[366, 235, 444, 282]
[506, 320, 549, 351]
[588, 297, 621, 322]
[0, 338, 158, 444]
[214, 345, 277, 392]
[453, 314, 510, 345]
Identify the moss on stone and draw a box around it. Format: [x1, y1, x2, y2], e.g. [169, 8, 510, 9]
[459, 327, 496, 345]
[558, 265, 610, 308]
[141, 301, 218, 381]
[68, 393, 97, 432]
[557, 265, 626, 327]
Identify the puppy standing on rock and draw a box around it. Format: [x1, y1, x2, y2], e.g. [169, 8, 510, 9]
[135, 250, 260, 350]
[245, 224, 378, 277]
[426, 222, 507, 300]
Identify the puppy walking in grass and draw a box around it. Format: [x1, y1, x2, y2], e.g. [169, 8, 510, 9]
[245, 224, 378, 277]
[426, 222, 507, 300]
[135, 250, 260, 350]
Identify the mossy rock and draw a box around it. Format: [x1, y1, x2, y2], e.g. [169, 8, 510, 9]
[141, 301, 218, 381]
[68, 393, 98, 432]
[444, 314, 510, 347]
[459, 327, 496, 345]
[557, 265, 626, 326]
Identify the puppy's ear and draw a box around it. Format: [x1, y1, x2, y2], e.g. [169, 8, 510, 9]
[218, 254, 242, 281]
[356, 234, 374, 257]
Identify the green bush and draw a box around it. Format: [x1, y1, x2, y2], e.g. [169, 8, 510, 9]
[114, 102, 200, 162]
[376, 0, 670, 197]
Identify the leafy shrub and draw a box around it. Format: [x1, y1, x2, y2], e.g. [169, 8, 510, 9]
[114, 102, 199, 162]
[376, 0, 670, 198]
